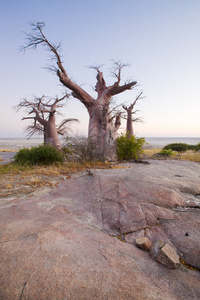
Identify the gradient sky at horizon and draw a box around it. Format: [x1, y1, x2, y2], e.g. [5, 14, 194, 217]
[0, 0, 200, 138]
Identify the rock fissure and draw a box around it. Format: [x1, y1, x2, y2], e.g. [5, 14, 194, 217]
[98, 179, 106, 231]
[18, 282, 27, 300]
[148, 201, 177, 211]
[174, 205, 200, 212]
[179, 258, 200, 272]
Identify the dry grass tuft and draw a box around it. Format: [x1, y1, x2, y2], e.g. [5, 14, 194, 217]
[0, 161, 117, 199]
[143, 148, 200, 162]
[143, 148, 161, 157]
[178, 151, 200, 162]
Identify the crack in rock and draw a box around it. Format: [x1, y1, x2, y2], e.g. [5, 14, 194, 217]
[19, 282, 27, 300]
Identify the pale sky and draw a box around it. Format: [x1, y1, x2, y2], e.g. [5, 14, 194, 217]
[0, 0, 200, 138]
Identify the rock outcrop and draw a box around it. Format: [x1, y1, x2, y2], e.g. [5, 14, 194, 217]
[0, 160, 200, 299]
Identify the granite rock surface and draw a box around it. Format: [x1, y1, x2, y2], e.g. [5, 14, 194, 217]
[0, 160, 200, 299]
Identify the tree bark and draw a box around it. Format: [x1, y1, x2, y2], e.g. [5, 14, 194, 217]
[44, 111, 62, 149]
[126, 109, 134, 138]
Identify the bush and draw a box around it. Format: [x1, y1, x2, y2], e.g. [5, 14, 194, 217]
[14, 145, 64, 166]
[187, 143, 200, 151]
[163, 143, 200, 152]
[117, 134, 145, 161]
[160, 149, 174, 157]
[163, 143, 189, 152]
[63, 136, 105, 162]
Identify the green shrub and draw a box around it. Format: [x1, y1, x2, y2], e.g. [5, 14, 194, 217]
[14, 145, 64, 166]
[163, 143, 200, 152]
[160, 149, 174, 157]
[188, 143, 200, 151]
[196, 143, 200, 151]
[117, 134, 145, 161]
[163, 143, 189, 152]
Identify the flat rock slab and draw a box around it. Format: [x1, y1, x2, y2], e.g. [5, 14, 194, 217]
[0, 160, 200, 299]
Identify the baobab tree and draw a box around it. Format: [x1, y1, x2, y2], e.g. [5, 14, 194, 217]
[122, 92, 143, 139]
[15, 94, 78, 149]
[21, 22, 138, 160]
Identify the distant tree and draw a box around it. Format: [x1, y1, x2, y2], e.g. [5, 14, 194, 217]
[21, 22, 138, 160]
[122, 92, 143, 139]
[14, 94, 78, 149]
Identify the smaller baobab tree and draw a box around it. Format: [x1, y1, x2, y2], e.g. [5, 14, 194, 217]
[122, 92, 143, 139]
[14, 94, 78, 149]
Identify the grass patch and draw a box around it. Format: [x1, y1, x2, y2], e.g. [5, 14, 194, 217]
[160, 149, 175, 157]
[0, 149, 16, 152]
[178, 151, 200, 162]
[0, 160, 116, 198]
[0, 160, 114, 176]
[143, 148, 161, 157]
[0, 163, 33, 175]
[143, 148, 200, 162]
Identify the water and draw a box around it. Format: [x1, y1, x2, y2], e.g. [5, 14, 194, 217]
[0, 138, 44, 151]
[0, 137, 199, 150]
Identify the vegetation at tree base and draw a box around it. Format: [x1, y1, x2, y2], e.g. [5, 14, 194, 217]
[163, 143, 200, 152]
[63, 136, 106, 162]
[14, 145, 64, 166]
[117, 133, 145, 161]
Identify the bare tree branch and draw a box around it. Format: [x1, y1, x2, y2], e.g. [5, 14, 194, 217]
[132, 117, 144, 123]
[109, 81, 137, 96]
[110, 59, 130, 85]
[22, 22, 96, 109]
[57, 118, 79, 131]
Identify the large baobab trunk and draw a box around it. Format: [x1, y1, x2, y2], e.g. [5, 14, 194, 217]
[22, 22, 137, 160]
[87, 91, 121, 160]
[88, 106, 121, 160]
